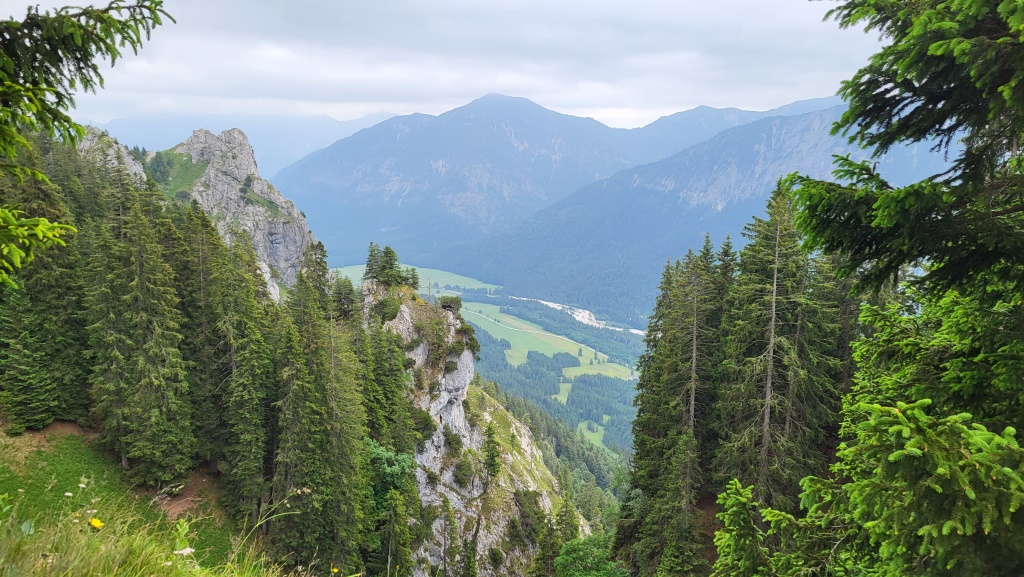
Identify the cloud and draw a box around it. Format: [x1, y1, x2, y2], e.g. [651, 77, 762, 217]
[2, 0, 881, 127]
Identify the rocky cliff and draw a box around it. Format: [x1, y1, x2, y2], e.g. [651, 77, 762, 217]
[77, 126, 147, 185]
[363, 282, 568, 577]
[173, 128, 316, 299]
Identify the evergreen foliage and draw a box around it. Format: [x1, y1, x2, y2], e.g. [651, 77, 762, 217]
[708, 2, 1024, 576]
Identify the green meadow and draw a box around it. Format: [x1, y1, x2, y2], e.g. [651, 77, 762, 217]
[333, 264, 501, 292]
[461, 302, 632, 380]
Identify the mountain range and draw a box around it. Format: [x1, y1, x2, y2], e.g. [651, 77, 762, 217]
[268, 94, 946, 325]
[271, 94, 845, 265]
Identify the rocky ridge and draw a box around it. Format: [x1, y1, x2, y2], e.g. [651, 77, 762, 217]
[77, 126, 147, 185]
[362, 281, 567, 577]
[173, 128, 316, 299]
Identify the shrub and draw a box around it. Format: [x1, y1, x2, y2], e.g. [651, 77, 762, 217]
[437, 295, 462, 311]
[452, 459, 473, 488]
[371, 296, 401, 322]
[488, 547, 504, 567]
[442, 426, 463, 455]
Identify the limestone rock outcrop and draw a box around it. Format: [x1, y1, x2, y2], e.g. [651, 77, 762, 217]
[77, 126, 147, 185]
[174, 128, 316, 299]
[363, 282, 562, 577]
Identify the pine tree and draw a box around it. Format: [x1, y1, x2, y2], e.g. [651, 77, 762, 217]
[0, 150, 88, 428]
[86, 183, 194, 485]
[713, 184, 838, 512]
[483, 422, 502, 487]
[442, 496, 459, 576]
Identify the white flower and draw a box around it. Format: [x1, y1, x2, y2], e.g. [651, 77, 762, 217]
[64, 492, 73, 497]
[173, 547, 195, 556]
[78, 483, 87, 489]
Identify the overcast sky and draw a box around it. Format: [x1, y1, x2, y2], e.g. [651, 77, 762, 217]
[4, 0, 881, 128]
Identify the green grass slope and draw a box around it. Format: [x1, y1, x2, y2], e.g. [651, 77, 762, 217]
[0, 426, 253, 572]
[463, 303, 632, 380]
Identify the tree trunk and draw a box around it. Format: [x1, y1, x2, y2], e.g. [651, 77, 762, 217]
[761, 221, 781, 476]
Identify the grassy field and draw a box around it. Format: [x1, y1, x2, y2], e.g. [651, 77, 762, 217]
[334, 264, 501, 292]
[0, 427, 237, 566]
[577, 420, 606, 447]
[554, 382, 572, 404]
[463, 302, 632, 380]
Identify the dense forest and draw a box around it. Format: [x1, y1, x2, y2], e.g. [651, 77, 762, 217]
[615, 2, 1024, 576]
[0, 130, 617, 576]
[0, 132, 453, 573]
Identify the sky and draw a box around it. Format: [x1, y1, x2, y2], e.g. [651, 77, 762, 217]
[3, 0, 882, 128]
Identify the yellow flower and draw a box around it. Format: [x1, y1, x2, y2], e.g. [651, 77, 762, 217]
[332, 568, 339, 574]
[89, 518, 104, 529]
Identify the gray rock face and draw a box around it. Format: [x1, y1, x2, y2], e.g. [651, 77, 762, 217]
[174, 128, 316, 298]
[363, 282, 563, 577]
[77, 126, 147, 185]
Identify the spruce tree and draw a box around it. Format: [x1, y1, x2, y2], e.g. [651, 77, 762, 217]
[713, 184, 838, 512]
[0, 152, 88, 428]
[86, 183, 194, 485]
[442, 496, 459, 576]
[0, 289, 55, 433]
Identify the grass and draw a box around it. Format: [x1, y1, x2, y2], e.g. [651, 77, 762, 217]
[333, 264, 501, 292]
[161, 151, 210, 200]
[577, 421, 617, 454]
[0, 429, 237, 568]
[463, 303, 633, 380]
[553, 382, 572, 404]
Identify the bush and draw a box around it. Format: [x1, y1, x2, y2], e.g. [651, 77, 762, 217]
[488, 547, 505, 567]
[452, 459, 473, 488]
[442, 426, 463, 455]
[444, 360, 459, 373]
[437, 295, 462, 311]
[411, 408, 437, 451]
[371, 296, 401, 322]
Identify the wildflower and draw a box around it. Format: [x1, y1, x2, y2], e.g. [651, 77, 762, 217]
[17, 489, 24, 493]
[173, 547, 195, 556]
[72, 519, 79, 523]
[332, 568, 339, 574]
[86, 509, 97, 514]
[89, 518, 104, 529]
[64, 492, 73, 497]
[78, 483, 86, 489]
[164, 561, 173, 566]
